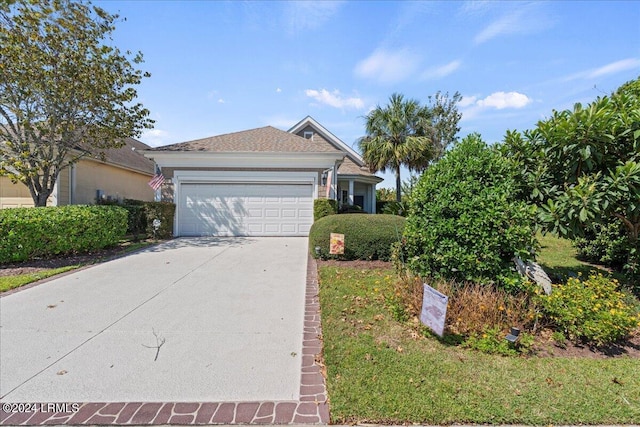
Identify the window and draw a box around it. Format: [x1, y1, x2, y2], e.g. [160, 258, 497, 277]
[354, 195, 364, 209]
[303, 131, 314, 140]
[341, 190, 348, 204]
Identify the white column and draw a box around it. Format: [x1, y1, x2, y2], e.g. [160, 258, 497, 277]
[371, 185, 376, 214]
[348, 180, 354, 205]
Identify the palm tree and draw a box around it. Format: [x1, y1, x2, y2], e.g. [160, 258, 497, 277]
[359, 93, 435, 202]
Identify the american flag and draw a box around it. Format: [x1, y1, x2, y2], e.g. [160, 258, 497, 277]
[148, 172, 165, 191]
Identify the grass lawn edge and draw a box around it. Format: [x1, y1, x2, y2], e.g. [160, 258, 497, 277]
[0, 240, 160, 295]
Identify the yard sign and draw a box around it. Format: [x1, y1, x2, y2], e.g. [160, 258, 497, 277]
[420, 284, 449, 337]
[329, 233, 344, 255]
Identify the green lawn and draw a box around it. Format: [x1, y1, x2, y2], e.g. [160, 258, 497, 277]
[536, 232, 628, 285]
[318, 258, 640, 424]
[0, 240, 154, 293]
[0, 266, 80, 292]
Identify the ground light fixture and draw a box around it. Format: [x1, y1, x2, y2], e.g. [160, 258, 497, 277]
[506, 326, 521, 343]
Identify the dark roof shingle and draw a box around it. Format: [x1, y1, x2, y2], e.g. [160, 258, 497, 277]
[150, 126, 341, 153]
[88, 137, 155, 174]
[337, 157, 377, 177]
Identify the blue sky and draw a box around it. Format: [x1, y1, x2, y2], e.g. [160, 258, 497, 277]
[97, 0, 640, 189]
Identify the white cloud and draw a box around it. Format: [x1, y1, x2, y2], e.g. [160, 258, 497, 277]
[421, 60, 462, 80]
[459, 0, 495, 15]
[474, 9, 524, 44]
[284, 1, 343, 34]
[305, 89, 364, 110]
[218, 98, 225, 104]
[276, 88, 282, 93]
[476, 91, 532, 109]
[354, 48, 420, 83]
[458, 95, 478, 108]
[460, 92, 532, 120]
[473, 4, 553, 45]
[562, 58, 640, 82]
[588, 58, 640, 78]
[589, 58, 640, 78]
[141, 129, 170, 147]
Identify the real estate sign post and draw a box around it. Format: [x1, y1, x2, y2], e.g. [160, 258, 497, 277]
[420, 284, 448, 337]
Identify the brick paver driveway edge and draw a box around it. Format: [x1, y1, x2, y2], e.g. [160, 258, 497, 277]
[0, 255, 328, 425]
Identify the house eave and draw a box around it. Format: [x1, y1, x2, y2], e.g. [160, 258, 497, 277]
[142, 150, 345, 169]
[336, 173, 384, 184]
[78, 154, 154, 176]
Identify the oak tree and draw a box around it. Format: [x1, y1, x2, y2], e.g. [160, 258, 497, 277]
[0, 0, 153, 206]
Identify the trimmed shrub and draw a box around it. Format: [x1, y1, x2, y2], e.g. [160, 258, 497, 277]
[537, 274, 640, 346]
[309, 214, 405, 261]
[0, 205, 127, 263]
[98, 199, 175, 240]
[314, 198, 337, 221]
[574, 221, 631, 268]
[143, 201, 175, 239]
[123, 204, 147, 239]
[401, 134, 537, 289]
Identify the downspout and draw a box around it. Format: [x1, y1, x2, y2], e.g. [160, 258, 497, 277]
[332, 159, 344, 201]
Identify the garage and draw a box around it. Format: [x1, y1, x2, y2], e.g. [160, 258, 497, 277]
[141, 123, 361, 237]
[177, 182, 314, 237]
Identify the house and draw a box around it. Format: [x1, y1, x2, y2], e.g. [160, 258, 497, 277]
[143, 116, 383, 237]
[0, 138, 156, 208]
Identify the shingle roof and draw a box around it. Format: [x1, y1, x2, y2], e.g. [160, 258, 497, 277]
[87, 138, 155, 175]
[150, 126, 341, 153]
[337, 157, 377, 177]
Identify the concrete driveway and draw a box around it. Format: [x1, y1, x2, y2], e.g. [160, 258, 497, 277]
[0, 237, 308, 403]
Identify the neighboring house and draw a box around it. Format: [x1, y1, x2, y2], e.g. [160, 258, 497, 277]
[0, 138, 156, 208]
[143, 116, 383, 237]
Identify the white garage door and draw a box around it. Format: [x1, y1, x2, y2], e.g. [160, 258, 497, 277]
[178, 183, 314, 237]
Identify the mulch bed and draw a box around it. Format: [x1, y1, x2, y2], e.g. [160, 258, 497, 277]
[316, 259, 640, 359]
[533, 329, 640, 359]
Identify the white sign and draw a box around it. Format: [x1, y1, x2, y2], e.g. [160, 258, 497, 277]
[420, 284, 449, 337]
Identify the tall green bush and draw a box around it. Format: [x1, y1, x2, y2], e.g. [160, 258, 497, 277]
[97, 199, 175, 239]
[314, 198, 337, 221]
[310, 214, 405, 261]
[143, 201, 175, 239]
[402, 134, 537, 289]
[574, 222, 631, 268]
[0, 205, 127, 263]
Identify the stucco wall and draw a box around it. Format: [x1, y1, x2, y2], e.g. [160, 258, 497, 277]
[1, 161, 154, 208]
[0, 176, 34, 208]
[74, 159, 154, 204]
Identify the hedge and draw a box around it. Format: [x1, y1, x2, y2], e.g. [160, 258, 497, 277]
[313, 198, 337, 221]
[0, 205, 128, 263]
[143, 201, 175, 239]
[99, 199, 175, 240]
[309, 214, 405, 261]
